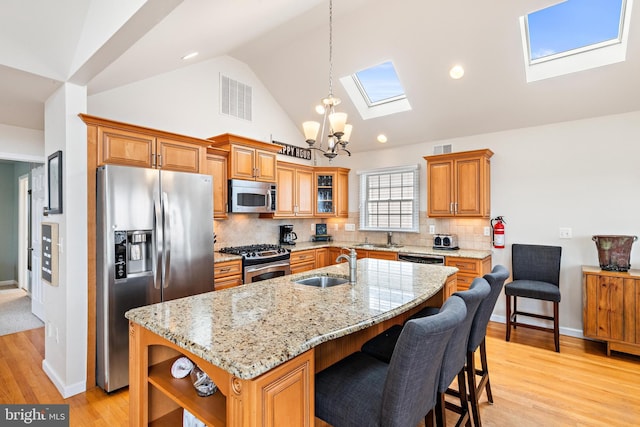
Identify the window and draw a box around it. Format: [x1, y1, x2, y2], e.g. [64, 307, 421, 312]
[520, 0, 632, 82]
[340, 61, 412, 120]
[358, 165, 419, 232]
[353, 61, 406, 106]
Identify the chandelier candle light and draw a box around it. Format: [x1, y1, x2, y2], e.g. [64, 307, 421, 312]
[302, 0, 352, 159]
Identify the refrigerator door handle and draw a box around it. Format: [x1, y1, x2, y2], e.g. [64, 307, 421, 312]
[162, 191, 171, 289]
[153, 195, 162, 290]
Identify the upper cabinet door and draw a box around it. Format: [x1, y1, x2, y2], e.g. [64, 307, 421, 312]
[230, 145, 257, 180]
[455, 157, 482, 216]
[275, 164, 296, 216]
[98, 127, 155, 168]
[426, 159, 455, 217]
[206, 151, 228, 219]
[336, 169, 349, 218]
[295, 166, 314, 217]
[157, 137, 203, 173]
[255, 149, 277, 182]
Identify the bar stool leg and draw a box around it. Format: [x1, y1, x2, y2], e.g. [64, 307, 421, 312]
[505, 295, 512, 342]
[480, 339, 493, 404]
[554, 302, 560, 352]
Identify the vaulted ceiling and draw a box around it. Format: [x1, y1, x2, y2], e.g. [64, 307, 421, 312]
[1, 0, 639, 153]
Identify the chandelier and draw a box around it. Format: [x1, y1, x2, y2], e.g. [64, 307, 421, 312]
[302, 0, 352, 160]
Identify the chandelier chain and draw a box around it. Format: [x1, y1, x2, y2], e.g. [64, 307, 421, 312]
[328, 0, 333, 97]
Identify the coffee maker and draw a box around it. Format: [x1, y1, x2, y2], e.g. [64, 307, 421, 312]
[279, 225, 298, 245]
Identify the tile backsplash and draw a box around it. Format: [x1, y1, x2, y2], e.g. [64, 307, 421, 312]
[214, 212, 492, 251]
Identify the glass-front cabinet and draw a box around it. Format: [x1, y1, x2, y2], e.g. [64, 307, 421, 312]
[314, 167, 350, 217]
[316, 173, 335, 215]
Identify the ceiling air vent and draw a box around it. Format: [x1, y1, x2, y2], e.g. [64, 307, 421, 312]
[220, 74, 252, 121]
[433, 144, 452, 155]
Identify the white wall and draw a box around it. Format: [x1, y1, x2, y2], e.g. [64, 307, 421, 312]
[337, 110, 640, 336]
[42, 83, 88, 398]
[89, 55, 305, 146]
[87, 52, 640, 338]
[0, 123, 45, 162]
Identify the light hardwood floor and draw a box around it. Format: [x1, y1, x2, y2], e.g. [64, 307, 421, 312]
[1, 323, 638, 426]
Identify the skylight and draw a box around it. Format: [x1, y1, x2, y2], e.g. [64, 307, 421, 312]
[340, 60, 411, 120]
[353, 61, 406, 106]
[520, 0, 633, 82]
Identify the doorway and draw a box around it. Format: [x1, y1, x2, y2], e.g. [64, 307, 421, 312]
[18, 175, 29, 292]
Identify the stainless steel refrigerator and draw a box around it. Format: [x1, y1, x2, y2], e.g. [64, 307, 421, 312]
[96, 164, 214, 392]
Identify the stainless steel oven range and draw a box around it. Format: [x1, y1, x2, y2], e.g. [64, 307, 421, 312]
[219, 244, 291, 284]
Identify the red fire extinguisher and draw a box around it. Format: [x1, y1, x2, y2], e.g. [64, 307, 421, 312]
[491, 216, 506, 249]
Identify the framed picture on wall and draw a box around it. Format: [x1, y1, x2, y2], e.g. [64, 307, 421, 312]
[46, 150, 63, 215]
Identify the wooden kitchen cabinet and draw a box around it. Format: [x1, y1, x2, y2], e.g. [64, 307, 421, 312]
[445, 255, 492, 291]
[80, 114, 207, 173]
[290, 250, 317, 274]
[208, 134, 279, 182]
[273, 162, 314, 218]
[314, 167, 350, 218]
[206, 148, 229, 219]
[331, 248, 398, 263]
[214, 259, 243, 290]
[583, 266, 640, 356]
[424, 149, 493, 218]
[315, 248, 329, 268]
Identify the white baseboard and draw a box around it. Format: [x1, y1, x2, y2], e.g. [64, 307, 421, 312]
[42, 359, 87, 398]
[0, 280, 18, 286]
[490, 314, 584, 339]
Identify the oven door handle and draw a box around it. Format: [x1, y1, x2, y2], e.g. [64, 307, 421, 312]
[246, 262, 290, 273]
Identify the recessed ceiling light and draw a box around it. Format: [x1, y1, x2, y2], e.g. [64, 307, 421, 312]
[377, 134, 388, 143]
[182, 52, 199, 60]
[449, 65, 465, 79]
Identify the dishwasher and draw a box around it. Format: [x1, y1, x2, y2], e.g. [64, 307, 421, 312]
[398, 252, 445, 265]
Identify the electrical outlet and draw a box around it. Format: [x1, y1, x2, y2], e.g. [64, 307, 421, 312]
[484, 226, 491, 237]
[429, 225, 436, 234]
[311, 223, 316, 232]
[559, 227, 572, 239]
[333, 223, 339, 230]
[345, 223, 355, 231]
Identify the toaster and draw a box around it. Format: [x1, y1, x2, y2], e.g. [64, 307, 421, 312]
[433, 234, 459, 250]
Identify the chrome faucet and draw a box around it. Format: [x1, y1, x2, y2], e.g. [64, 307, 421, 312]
[387, 231, 393, 246]
[336, 247, 357, 285]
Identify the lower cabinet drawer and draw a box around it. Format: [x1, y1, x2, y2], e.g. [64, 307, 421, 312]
[214, 260, 242, 277]
[290, 250, 316, 264]
[446, 257, 480, 275]
[291, 260, 316, 275]
[215, 276, 243, 290]
[456, 274, 474, 291]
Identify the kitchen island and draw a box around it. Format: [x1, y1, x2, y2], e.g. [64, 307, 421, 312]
[126, 258, 457, 427]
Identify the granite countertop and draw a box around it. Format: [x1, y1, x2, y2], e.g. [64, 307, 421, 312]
[214, 252, 242, 263]
[289, 241, 492, 260]
[126, 259, 457, 380]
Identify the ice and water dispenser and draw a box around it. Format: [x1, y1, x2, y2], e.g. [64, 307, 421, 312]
[114, 230, 152, 280]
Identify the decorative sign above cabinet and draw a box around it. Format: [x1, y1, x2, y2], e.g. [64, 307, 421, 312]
[272, 140, 312, 160]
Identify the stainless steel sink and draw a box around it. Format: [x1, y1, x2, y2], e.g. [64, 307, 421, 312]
[295, 275, 349, 287]
[353, 243, 404, 249]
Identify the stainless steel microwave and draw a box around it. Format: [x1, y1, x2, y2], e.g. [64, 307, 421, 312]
[228, 179, 276, 213]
